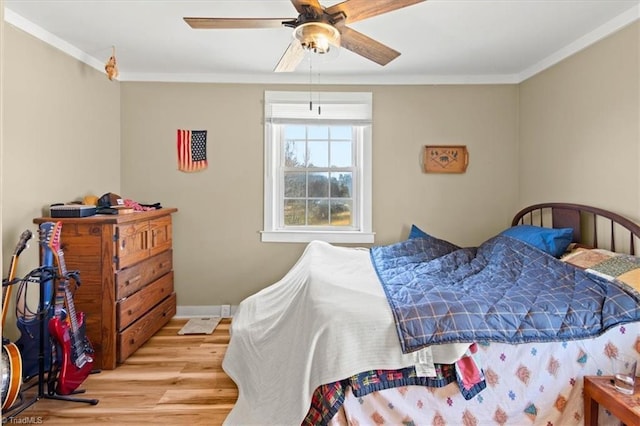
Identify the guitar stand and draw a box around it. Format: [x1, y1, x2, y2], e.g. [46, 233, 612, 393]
[3, 268, 99, 422]
[44, 366, 101, 403]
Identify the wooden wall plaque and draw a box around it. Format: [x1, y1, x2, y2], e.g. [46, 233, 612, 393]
[423, 145, 469, 173]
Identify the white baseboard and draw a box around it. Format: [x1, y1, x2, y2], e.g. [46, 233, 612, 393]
[175, 305, 236, 318]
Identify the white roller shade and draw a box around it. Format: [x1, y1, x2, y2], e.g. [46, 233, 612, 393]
[264, 91, 372, 124]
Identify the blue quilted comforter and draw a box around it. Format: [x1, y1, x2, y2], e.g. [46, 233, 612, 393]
[371, 234, 640, 354]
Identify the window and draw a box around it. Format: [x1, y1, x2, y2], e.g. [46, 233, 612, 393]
[262, 91, 374, 243]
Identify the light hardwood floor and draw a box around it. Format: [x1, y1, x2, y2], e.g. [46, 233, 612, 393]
[3, 318, 238, 425]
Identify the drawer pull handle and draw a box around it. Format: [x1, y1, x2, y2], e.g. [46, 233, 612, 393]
[130, 339, 135, 345]
[126, 276, 141, 286]
[128, 310, 133, 316]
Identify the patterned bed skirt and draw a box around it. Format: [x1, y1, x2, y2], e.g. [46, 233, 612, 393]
[324, 322, 639, 426]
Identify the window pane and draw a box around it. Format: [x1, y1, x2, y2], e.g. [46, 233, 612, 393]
[308, 200, 329, 225]
[307, 141, 328, 167]
[284, 172, 306, 197]
[330, 172, 352, 198]
[330, 141, 352, 167]
[331, 200, 352, 226]
[308, 172, 329, 197]
[284, 200, 306, 225]
[284, 141, 306, 167]
[284, 125, 305, 139]
[308, 126, 328, 139]
[330, 126, 351, 139]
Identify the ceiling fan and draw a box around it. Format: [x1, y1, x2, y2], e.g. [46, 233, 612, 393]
[184, 0, 426, 72]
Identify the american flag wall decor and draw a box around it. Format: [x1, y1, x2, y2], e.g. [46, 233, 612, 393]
[177, 129, 208, 172]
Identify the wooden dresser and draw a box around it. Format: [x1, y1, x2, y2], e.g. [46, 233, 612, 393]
[33, 208, 178, 370]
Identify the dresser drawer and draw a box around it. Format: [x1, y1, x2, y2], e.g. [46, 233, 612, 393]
[116, 220, 150, 269]
[116, 215, 173, 269]
[115, 250, 172, 300]
[116, 272, 174, 331]
[117, 292, 176, 363]
[149, 215, 172, 257]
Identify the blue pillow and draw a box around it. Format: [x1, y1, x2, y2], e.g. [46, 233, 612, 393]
[408, 224, 429, 239]
[500, 225, 573, 257]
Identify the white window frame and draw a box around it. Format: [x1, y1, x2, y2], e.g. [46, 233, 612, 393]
[262, 91, 374, 244]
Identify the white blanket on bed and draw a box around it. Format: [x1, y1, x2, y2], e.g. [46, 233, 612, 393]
[222, 240, 470, 426]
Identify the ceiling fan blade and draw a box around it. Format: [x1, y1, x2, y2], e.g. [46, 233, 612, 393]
[290, 0, 323, 15]
[338, 25, 400, 66]
[326, 0, 426, 25]
[184, 17, 291, 29]
[274, 39, 306, 72]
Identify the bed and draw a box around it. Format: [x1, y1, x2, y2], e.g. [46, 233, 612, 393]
[222, 203, 640, 426]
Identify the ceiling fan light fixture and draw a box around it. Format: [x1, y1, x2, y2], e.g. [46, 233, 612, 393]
[294, 22, 340, 54]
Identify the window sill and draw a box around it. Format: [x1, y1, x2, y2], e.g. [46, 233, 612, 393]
[261, 230, 375, 244]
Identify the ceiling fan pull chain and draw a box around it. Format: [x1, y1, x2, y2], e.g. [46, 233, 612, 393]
[309, 57, 313, 111]
[317, 72, 321, 116]
[306, 57, 321, 115]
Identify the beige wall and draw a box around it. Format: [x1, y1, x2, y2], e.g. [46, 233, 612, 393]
[2, 17, 638, 312]
[120, 83, 518, 305]
[1, 24, 120, 336]
[518, 22, 640, 220]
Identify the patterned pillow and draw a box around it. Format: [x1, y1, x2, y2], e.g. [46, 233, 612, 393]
[561, 247, 613, 268]
[562, 248, 640, 292]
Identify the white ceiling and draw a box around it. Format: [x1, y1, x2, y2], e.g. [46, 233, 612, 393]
[4, 0, 639, 85]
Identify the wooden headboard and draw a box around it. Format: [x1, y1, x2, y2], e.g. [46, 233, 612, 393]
[512, 203, 640, 255]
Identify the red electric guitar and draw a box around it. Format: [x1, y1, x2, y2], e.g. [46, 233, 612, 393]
[42, 221, 95, 395]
